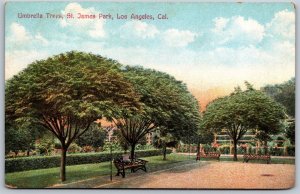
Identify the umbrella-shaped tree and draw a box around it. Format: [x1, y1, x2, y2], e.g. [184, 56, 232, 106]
[5, 51, 140, 181]
[202, 82, 286, 161]
[112, 66, 202, 160]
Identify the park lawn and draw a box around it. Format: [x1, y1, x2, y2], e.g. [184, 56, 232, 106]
[5, 153, 294, 188]
[5, 153, 191, 188]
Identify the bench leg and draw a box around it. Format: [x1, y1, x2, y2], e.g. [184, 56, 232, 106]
[132, 165, 147, 173]
[139, 165, 147, 172]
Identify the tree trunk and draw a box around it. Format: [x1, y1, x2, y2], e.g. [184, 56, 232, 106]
[233, 140, 238, 161]
[264, 140, 268, 155]
[130, 143, 136, 161]
[196, 142, 200, 155]
[26, 149, 30, 156]
[60, 147, 67, 182]
[162, 144, 167, 160]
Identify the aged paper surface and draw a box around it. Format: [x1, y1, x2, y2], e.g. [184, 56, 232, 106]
[5, 1, 295, 189]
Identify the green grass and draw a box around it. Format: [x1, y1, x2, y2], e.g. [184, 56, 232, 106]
[5, 153, 295, 188]
[5, 154, 191, 188]
[5, 162, 112, 188]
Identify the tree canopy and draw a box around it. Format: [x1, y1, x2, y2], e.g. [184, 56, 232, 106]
[5, 51, 141, 181]
[113, 66, 202, 159]
[75, 122, 107, 149]
[202, 83, 286, 160]
[261, 78, 295, 117]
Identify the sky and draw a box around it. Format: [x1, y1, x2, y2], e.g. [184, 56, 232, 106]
[5, 2, 295, 110]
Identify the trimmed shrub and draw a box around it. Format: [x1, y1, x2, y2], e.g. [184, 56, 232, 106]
[5, 149, 170, 173]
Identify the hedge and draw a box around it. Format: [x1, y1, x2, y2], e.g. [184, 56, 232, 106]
[5, 149, 171, 173]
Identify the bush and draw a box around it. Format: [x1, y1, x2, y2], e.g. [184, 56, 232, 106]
[202, 144, 213, 152]
[176, 144, 198, 153]
[54, 142, 62, 149]
[102, 142, 123, 152]
[248, 146, 256, 154]
[286, 146, 295, 156]
[82, 145, 94, 153]
[219, 145, 230, 154]
[68, 143, 82, 153]
[5, 149, 170, 173]
[269, 147, 284, 156]
[135, 144, 155, 150]
[237, 146, 247, 154]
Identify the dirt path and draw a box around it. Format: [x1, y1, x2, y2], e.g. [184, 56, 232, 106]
[96, 161, 295, 189]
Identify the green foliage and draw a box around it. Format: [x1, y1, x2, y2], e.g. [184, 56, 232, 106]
[5, 51, 142, 180]
[36, 133, 55, 155]
[81, 146, 93, 153]
[114, 66, 201, 159]
[5, 51, 141, 149]
[262, 78, 295, 117]
[5, 122, 44, 155]
[113, 129, 130, 151]
[5, 153, 186, 188]
[5, 125, 34, 155]
[269, 147, 284, 156]
[102, 142, 123, 152]
[75, 123, 107, 148]
[197, 130, 214, 145]
[286, 146, 295, 156]
[219, 145, 230, 154]
[5, 149, 169, 173]
[203, 86, 286, 133]
[138, 135, 147, 145]
[286, 120, 295, 145]
[67, 143, 82, 153]
[135, 144, 155, 150]
[202, 83, 286, 160]
[152, 129, 177, 148]
[202, 144, 213, 152]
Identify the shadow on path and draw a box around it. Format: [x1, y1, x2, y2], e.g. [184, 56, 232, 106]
[50, 160, 212, 188]
[95, 161, 212, 189]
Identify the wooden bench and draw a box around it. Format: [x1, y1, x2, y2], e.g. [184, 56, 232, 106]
[113, 158, 148, 178]
[196, 152, 220, 161]
[243, 154, 271, 164]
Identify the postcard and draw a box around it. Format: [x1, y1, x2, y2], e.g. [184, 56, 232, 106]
[5, 1, 295, 189]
